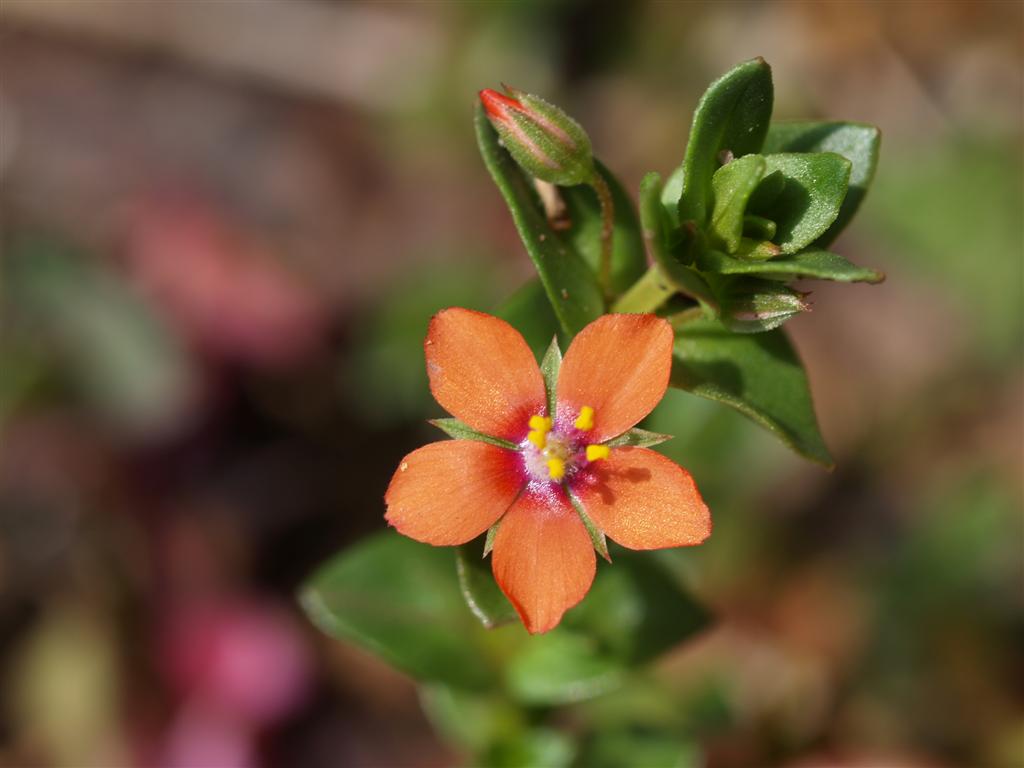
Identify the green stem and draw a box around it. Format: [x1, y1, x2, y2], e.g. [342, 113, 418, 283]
[611, 264, 675, 314]
[590, 172, 615, 303]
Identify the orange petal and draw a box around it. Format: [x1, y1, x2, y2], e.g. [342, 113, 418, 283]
[573, 447, 710, 550]
[556, 314, 673, 442]
[491, 486, 596, 634]
[426, 308, 546, 442]
[385, 441, 524, 545]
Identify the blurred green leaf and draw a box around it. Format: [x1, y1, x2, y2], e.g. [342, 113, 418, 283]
[577, 729, 701, 768]
[456, 542, 518, 629]
[2, 238, 190, 434]
[561, 161, 647, 294]
[563, 548, 711, 664]
[429, 418, 517, 449]
[506, 631, 624, 706]
[498, 278, 563, 357]
[764, 121, 880, 246]
[670, 314, 832, 466]
[678, 58, 774, 227]
[419, 684, 523, 754]
[700, 248, 884, 283]
[483, 728, 576, 768]
[476, 104, 604, 336]
[300, 533, 494, 689]
[750, 153, 851, 254]
[709, 154, 767, 253]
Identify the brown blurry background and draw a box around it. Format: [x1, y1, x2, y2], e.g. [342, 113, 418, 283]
[0, 2, 1021, 767]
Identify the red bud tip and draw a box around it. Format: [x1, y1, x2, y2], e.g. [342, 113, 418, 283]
[479, 89, 523, 123]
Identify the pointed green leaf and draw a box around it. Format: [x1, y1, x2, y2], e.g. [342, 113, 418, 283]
[561, 160, 647, 294]
[700, 248, 885, 283]
[429, 418, 517, 450]
[660, 162, 686, 228]
[455, 542, 517, 629]
[539, 336, 561, 419]
[299, 533, 494, 688]
[679, 58, 774, 227]
[750, 153, 852, 253]
[743, 214, 777, 240]
[476, 104, 604, 336]
[764, 121, 880, 246]
[709, 154, 767, 253]
[568, 492, 610, 562]
[605, 428, 673, 449]
[670, 314, 832, 466]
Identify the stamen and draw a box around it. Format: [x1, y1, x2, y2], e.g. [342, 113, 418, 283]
[586, 444, 609, 462]
[575, 405, 595, 431]
[546, 457, 566, 480]
[527, 414, 552, 449]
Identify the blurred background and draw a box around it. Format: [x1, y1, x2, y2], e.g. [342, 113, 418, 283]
[0, 1, 1021, 767]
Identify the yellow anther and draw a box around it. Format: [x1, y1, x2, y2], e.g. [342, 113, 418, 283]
[546, 457, 566, 480]
[527, 429, 547, 449]
[574, 405, 595, 431]
[529, 415, 552, 432]
[586, 444, 610, 462]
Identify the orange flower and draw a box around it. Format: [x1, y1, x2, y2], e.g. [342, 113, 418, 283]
[385, 309, 711, 634]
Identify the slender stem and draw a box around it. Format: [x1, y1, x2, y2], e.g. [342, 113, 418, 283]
[611, 264, 675, 314]
[590, 172, 615, 303]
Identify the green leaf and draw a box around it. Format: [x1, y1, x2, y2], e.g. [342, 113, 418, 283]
[605, 428, 673, 449]
[678, 58, 774, 227]
[483, 728, 577, 768]
[660, 163, 686, 228]
[506, 631, 624, 706]
[419, 685, 522, 754]
[476, 104, 604, 337]
[455, 542, 518, 629]
[764, 121, 880, 246]
[670, 314, 832, 466]
[751, 152, 852, 253]
[561, 160, 647, 294]
[299, 532, 494, 689]
[498, 278, 563, 357]
[638, 172, 715, 304]
[539, 336, 561, 419]
[700, 248, 885, 283]
[578, 730, 701, 768]
[562, 548, 711, 664]
[709, 154, 767, 253]
[429, 418, 518, 450]
[712, 276, 810, 333]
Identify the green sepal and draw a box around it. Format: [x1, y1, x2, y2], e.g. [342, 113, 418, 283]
[561, 160, 647, 294]
[501, 89, 596, 187]
[709, 153, 767, 253]
[763, 121, 880, 246]
[429, 418, 518, 450]
[455, 541, 517, 629]
[483, 522, 500, 557]
[670, 314, 833, 466]
[605, 428, 673, 449]
[750, 152, 852, 253]
[701, 248, 885, 284]
[733, 237, 782, 261]
[678, 58, 774, 227]
[539, 335, 562, 419]
[476, 104, 604, 337]
[568, 492, 611, 562]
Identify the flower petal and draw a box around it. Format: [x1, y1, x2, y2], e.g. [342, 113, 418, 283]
[426, 308, 546, 442]
[491, 486, 596, 634]
[572, 447, 710, 550]
[385, 441, 524, 545]
[556, 314, 673, 442]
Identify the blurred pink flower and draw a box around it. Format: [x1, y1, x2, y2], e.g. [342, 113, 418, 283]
[124, 197, 327, 369]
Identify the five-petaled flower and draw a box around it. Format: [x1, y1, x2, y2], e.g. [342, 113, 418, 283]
[385, 308, 711, 634]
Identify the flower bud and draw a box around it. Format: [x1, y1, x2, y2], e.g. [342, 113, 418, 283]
[479, 87, 595, 187]
[718, 279, 810, 333]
